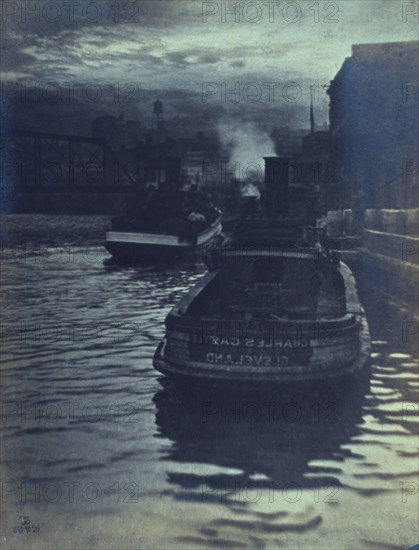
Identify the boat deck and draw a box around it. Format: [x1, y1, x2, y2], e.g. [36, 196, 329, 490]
[186, 257, 347, 323]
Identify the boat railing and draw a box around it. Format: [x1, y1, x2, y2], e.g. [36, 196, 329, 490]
[171, 271, 219, 317]
[167, 309, 359, 334]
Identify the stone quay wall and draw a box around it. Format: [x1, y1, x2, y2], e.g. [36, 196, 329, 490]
[325, 208, 418, 323]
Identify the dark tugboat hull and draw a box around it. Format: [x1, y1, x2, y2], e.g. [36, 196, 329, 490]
[104, 219, 222, 263]
[153, 263, 371, 386]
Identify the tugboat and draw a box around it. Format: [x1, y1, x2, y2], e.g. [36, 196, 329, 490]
[104, 186, 222, 263]
[153, 157, 370, 387]
[104, 99, 222, 263]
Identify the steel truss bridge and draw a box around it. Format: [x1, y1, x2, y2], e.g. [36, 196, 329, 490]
[9, 130, 137, 192]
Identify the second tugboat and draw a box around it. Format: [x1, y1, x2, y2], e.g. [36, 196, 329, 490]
[105, 186, 222, 263]
[105, 99, 222, 263]
[153, 157, 370, 387]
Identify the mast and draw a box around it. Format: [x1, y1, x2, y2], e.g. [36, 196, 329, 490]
[310, 86, 315, 134]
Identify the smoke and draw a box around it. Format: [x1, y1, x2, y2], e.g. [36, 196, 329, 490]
[217, 120, 276, 182]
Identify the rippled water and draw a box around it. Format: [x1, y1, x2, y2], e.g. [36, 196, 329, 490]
[0, 215, 418, 550]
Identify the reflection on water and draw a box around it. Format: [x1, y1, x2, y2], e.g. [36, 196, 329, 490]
[154, 375, 371, 495]
[0, 215, 418, 550]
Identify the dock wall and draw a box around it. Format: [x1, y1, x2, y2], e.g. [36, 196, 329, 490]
[326, 208, 418, 324]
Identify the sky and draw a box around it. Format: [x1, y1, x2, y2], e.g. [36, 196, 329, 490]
[1, 0, 418, 127]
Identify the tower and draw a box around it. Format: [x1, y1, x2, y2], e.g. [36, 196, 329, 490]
[153, 100, 163, 186]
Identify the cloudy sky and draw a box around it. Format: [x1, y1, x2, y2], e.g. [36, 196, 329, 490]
[1, 0, 418, 127]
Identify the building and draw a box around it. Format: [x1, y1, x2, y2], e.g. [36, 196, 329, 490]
[326, 42, 418, 323]
[91, 114, 142, 151]
[327, 41, 418, 210]
[298, 128, 332, 210]
[178, 131, 222, 188]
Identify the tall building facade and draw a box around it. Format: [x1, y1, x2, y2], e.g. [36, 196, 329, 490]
[327, 41, 418, 210]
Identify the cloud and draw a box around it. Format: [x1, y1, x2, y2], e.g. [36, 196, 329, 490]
[1, 0, 417, 130]
[200, 54, 221, 64]
[2, 50, 38, 71]
[164, 51, 191, 69]
[230, 60, 246, 68]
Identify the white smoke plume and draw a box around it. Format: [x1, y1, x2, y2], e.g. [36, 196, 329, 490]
[217, 120, 276, 182]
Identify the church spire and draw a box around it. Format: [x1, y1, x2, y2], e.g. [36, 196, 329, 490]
[310, 85, 315, 134]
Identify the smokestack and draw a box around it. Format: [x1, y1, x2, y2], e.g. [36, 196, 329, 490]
[263, 157, 290, 216]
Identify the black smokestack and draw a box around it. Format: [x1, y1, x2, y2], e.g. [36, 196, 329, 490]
[263, 157, 290, 216]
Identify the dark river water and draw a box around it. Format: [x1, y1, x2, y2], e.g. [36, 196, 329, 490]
[0, 215, 418, 550]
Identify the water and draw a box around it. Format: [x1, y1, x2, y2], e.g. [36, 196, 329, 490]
[0, 215, 418, 550]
